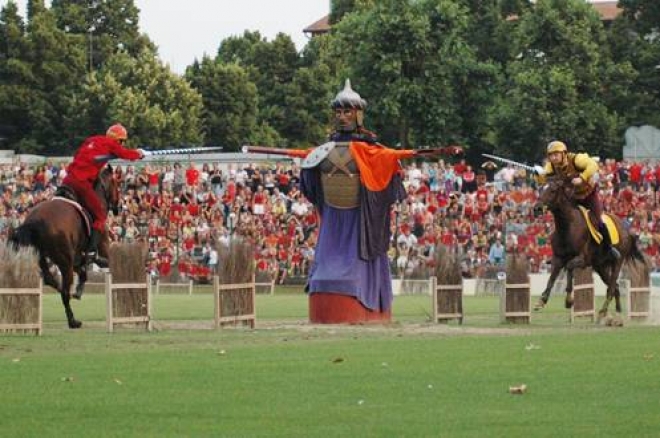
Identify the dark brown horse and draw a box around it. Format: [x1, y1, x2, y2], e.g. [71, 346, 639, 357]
[534, 175, 646, 320]
[9, 166, 119, 328]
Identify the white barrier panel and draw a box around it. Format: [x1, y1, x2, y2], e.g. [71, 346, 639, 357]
[392, 273, 638, 297]
[650, 273, 660, 324]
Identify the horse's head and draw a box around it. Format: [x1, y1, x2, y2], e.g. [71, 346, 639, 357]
[537, 175, 573, 210]
[98, 165, 120, 215]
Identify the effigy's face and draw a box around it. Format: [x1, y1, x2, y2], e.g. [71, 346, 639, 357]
[334, 108, 358, 132]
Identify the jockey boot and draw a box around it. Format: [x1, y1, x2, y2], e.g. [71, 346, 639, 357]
[87, 229, 109, 268]
[599, 222, 620, 260]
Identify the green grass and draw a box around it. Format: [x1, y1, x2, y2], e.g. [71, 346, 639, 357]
[1, 290, 659, 437]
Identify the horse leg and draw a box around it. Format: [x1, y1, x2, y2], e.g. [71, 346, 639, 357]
[565, 255, 585, 271]
[597, 261, 624, 325]
[72, 264, 87, 300]
[58, 265, 82, 329]
[564, 255, 588, 309]
[565, 269, 574, 309]
[535, 259, 563, 310]
[39, 255, 61, 292]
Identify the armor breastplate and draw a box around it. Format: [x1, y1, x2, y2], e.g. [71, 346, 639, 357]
[319, 142, 360, 209]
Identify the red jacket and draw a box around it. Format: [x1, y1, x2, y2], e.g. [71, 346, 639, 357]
[66, 135, 142, 182]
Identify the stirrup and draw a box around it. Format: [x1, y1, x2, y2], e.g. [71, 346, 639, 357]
[87, 252, 109, 268]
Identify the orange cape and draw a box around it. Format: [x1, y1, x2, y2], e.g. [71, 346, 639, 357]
[349, 142, 414, 191]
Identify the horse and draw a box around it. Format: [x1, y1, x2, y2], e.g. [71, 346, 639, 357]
[9, 165, 119, 329]
[533, 175, 646, 321]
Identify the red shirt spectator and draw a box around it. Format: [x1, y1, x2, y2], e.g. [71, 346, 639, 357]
[629, 162, 643, 187]
[185, 164, 200, 187]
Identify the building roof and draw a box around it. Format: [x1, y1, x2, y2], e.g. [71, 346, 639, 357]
[303, 15, 330, 36]
[304, 2, 622, 36]
[592, 1, 622, 22]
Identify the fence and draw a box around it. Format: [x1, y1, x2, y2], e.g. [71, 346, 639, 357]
[105, 273, 152, 333]
[0, 280, 43, 335]
[213, 276, 256, 328]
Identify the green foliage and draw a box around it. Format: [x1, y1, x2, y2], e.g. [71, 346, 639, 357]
[490, 0, 629, 160]
[607, 0, 660, 128]
[0, 0, 658, 158]
[329, 0, 357, 25]
[211, 31, 330, 148]
[65, 49, 204, 151]
[185, 58, 258, 151]
[325, 0, 496, 150]
[51, 0, 155, 69]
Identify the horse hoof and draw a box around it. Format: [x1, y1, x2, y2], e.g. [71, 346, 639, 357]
[533, 300, 546, 311]
[68, 320, 82, 329]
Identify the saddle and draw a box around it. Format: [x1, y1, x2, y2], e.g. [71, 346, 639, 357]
[53, 186, 92, 236]
[577, 206, 619, 245]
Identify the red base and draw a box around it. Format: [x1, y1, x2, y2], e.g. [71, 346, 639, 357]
[309, 293, 391, 324]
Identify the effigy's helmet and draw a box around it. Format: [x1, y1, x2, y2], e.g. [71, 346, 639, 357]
[331, 79, 367, 131]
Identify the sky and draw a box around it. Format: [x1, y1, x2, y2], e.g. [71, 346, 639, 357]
[1, 0, 330, 74]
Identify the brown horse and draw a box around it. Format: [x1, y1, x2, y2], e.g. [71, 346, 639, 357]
[9, 166, 119, 328]
[534, 175, 646, 320]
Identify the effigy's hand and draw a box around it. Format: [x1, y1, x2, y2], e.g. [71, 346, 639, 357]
[447, 145, 463, 155]
[571, 177, 583, 186]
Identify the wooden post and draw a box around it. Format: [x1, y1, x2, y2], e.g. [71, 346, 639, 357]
[627, 278, 651, 321]
[105, 273, 152, 332]
[0, 279, 43, 335]
[571, 268, 595, 323]
[501, 282, 531, 324]
[213, 274, 256, 329]
[431, 276, 463, 324]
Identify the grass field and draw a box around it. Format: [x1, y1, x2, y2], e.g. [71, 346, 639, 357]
[1, 289, 659, 437]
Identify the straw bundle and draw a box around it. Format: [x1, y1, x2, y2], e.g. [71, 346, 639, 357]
[0, 242, 41, 330]
[108, 243, 149, 319]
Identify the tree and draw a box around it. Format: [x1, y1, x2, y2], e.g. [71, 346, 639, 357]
[329, 0, 357, 25]
[0, 2, 86, 153]
[185, 57, 258, 151]
[607, 0, 660, 128]
[324, 0, 494, 150]
[51, 0, 155, 71]
[64, 48, 204, 151]
[215, 31, 314, 147]
[490, 0, 630, 160]
[0, 1, 31, 147]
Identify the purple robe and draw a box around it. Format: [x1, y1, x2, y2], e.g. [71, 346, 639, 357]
[300, 165, 405, 311]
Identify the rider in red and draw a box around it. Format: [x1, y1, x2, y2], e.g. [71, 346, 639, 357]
[63, 124, 147, 267]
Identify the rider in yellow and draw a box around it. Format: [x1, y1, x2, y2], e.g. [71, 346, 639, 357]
[534, 140, 620, 259]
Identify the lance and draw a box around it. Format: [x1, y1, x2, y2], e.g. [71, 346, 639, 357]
[95, 146, 224, 163]
[482, 153, 539, 173]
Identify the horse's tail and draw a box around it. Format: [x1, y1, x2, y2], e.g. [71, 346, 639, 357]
[627, 235, 646, 264]
[8, 224, 37, 252]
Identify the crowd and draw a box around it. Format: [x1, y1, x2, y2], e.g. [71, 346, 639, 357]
[1, 155, 660, 283]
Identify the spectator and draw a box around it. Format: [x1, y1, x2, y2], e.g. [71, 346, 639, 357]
[488, 239, 505, 265]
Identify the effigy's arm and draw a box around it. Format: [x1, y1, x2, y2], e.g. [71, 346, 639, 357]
[385, 145, 464, 160]
[241, 145, 310, 159]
